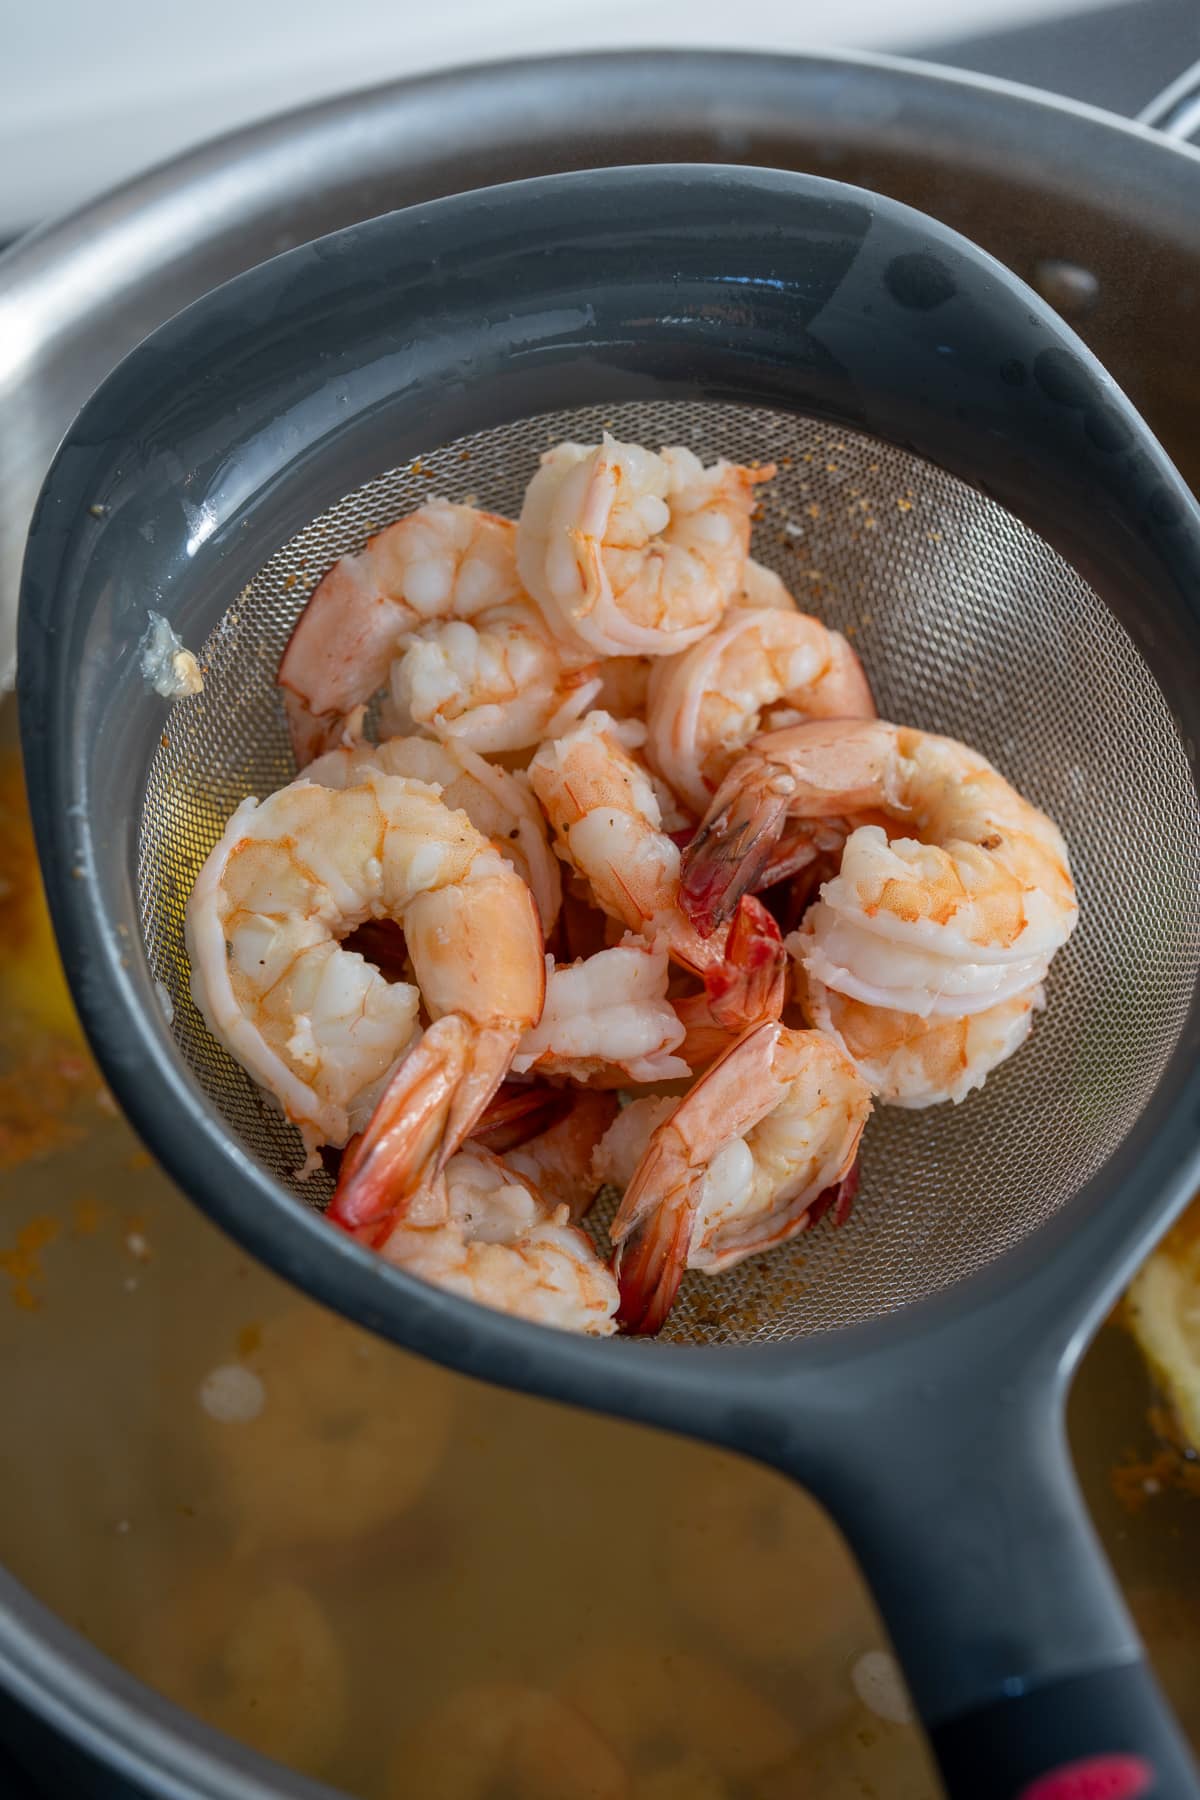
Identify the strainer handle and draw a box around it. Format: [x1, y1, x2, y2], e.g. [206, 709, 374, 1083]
[931, 1663, 1198, 1799]
[796, 1355, 1200, 1799]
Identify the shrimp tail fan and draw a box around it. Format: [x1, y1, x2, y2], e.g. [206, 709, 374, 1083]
[702, 894, 787, 1032]
[680, 762, 793, 935]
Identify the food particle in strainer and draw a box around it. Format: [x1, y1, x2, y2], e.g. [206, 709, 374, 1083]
[139, 612, 204, 699]
[1125, 1194, 1200, 1453]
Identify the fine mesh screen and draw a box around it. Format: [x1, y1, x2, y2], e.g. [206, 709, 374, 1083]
[138, 401, 1200, 1345]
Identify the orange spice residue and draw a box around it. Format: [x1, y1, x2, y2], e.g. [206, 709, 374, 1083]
[236, 1322, 263, 1358]
[70, 1194, 106, 1237]
[1111, 1394, 1200, 1515]
[0, 1216, 62, 1311]
[0, 1048, 91, 1170]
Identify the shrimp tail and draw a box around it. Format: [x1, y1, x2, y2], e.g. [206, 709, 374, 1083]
[328, 1018, 517, 1230]
[470, 1081, 573, 1154]
[703, 894, 786, 1032]
[680, 762, 793, 935]
[441, 1025, 525, 1178]
[802, 1154, 861, 1232]
[281, 688, 342, 768]
[612, 1166, 696, 1337]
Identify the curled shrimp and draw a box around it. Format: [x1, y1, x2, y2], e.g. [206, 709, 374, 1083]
[682, 720, 1077, 1034]
[188, 767, 544, 1189]
[371, 1139, 620, 1335]
[610, 1021, 871, 1334]
[527, 711, 784, 1031]
[645, 593, 876, 817]
[794, 931, 1046, 1108]
[389, 1681, 627, 1800]
[302, 733, 561, 931]
[278, 498, 600, 763]
[512, 938, 690, 1087]
[517, 435, 774, 657]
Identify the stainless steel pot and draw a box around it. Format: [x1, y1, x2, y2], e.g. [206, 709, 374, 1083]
[4, 46, 1200, 695]
[2, 45, 1200, 1800]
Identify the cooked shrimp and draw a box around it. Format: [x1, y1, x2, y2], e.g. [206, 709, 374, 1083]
[795, 934, 1045, 1107]
[187, 770, 544, 1187]
[738, 557, 795, 610]
[372, 1141, 619, 1335]
[388, 1681, 627, 1800]
[517, 435, 773, 657]
[682, 720, 1077, 1026]
[558, 1643, 799, 1789]
[278, 499, 599, 763]
[512, 939, 690, 1087]
[611, 1022, 871, 1334]
[592, 1094, 677, 1189]
[595, 654, 652, 718]
[302, 733, 560, 931]
[645, 597, 876, 816]
[527, 711, 784, 1030]
[503, 1086, 617, 1222]
[152, 1572, 348, 1774]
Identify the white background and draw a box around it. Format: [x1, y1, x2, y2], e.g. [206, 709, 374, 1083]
[1, 0, 1117, 235]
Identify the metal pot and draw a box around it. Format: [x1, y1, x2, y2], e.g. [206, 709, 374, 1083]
[1, 45, 1199, 1800]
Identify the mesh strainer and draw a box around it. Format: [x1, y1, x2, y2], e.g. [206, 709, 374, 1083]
[19, 167, 1200, 1798]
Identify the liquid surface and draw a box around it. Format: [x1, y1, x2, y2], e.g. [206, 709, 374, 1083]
[0, 711, 1197, 1798]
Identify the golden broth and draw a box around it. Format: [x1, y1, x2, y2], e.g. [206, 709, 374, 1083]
[0, 707, 1196, 1798]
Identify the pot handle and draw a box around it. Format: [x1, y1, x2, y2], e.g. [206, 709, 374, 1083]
[1138, 57, 1200, 142]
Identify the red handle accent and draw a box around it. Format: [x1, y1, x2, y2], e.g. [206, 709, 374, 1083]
[1020, 1754, 1155, 1800]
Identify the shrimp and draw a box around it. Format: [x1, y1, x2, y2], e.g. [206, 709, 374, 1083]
[152, 1572, 348, 1774]
[302, 733, 561, 931]
[512, 939, 690, 1087]
[527, 711, 784, 1031]
[278, 498, 600, 763]
[594, 654, 652, 719]
[795, 934, 1045, 1107]
[645, 596, 876, 817]
[610, 1022, 871, 1334]
[738, 557, 795, 610]
[517, 435, 774, 657]
[558, 1643, 799, 1789]
[187, 769, 544, 1187]
[371, 1140, 620, 1335]
[681, 720, 1077, 1029]
[503, 1086, 617, 1222]
[389, 1681, 627, 1800]
[201, 1305, 455, 1551]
